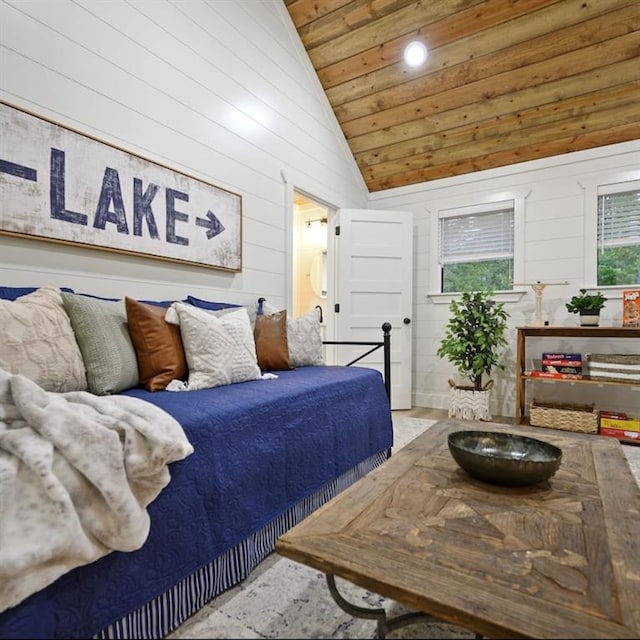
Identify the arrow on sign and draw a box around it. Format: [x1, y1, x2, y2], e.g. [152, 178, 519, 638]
[196, 210, 225, 239]
[0, 159, 37, 181]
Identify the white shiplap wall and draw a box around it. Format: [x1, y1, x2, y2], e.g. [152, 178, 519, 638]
[1, 0, 639, 416]
[370, 141, 640, 417]
[0, 0, 368, 305]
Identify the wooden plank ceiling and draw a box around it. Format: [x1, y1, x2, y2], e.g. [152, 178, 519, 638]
[284, 0, 640, 192]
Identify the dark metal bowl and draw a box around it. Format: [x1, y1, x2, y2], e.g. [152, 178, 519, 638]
[447, 430, 562, 486]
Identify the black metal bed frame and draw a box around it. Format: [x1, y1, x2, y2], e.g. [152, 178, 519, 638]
[257, 299, 392, 403]
[322, 322, 392, 403]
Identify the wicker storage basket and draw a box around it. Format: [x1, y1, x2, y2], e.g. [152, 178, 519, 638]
[529, 399, 598, 433]
[586, 353, 640, 383]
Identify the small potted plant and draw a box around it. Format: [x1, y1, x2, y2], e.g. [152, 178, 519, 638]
[436, 290, 510, 420]
[565, 289, 607, 326]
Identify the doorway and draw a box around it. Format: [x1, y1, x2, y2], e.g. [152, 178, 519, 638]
[291, 196, 414, 409]
[292, 191, 332, 323]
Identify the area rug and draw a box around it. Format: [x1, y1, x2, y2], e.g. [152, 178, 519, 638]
[168, 416, 640, 639]
[167, 416, 475, 639]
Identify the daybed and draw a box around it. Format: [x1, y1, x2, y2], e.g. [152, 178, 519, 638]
[0, 286, 393, 639]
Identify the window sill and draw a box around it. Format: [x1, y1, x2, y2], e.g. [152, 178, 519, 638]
[427, 290, 528, 304]
[580, 287, 632, 301]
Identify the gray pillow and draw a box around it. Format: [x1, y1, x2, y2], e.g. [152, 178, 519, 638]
[260, 303, 324, 367]
[210, 304, 258, 329]
[287, 308, 324, 367]
[61, 293, 139, 395]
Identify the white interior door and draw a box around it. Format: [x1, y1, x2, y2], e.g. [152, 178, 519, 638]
[332, 208, 413, 409]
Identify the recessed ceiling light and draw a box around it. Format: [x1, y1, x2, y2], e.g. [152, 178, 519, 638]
[403, 40, 428, 67]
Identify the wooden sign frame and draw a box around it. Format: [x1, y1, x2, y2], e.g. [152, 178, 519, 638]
[0, 101, 242, 271]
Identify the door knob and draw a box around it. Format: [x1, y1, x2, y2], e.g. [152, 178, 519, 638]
[403, 317, 411, 325]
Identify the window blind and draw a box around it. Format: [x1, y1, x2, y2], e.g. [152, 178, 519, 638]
[597, 188, 640, 250]
[440, 208, 514, 264]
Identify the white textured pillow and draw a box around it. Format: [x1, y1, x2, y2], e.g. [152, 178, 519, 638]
[260, 303, 324, 367]
[287, 308, 324, 367]
[0, 285, 87, 392]
[167, 303, 261, 389]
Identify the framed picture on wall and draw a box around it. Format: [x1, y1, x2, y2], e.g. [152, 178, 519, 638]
[0, 101, 242, 271]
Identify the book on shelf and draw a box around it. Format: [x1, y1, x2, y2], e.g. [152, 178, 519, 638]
[542, 364, 582, 374]
[541, 353, 582, 361]
[541, 358, 582, 366]
[600, 416, 640, 432]
[542, 359, 582, 367]
[527, 370, 583, 380]
[541, 352, 582, 375]
[600, 410, 628, 420]
[622, 290, 640, 328]
[599, 427, 640, 441]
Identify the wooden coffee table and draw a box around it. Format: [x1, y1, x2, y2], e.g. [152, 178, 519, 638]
[276, 420, 640, 639]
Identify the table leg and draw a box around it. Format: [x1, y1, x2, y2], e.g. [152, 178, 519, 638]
[325, 574, 480, 639]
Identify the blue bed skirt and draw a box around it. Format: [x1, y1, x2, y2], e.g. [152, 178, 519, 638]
[0, 366, 393, 639]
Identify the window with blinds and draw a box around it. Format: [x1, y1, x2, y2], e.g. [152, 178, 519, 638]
[597, 182, 640, 286]
[439, 204, 514, 293]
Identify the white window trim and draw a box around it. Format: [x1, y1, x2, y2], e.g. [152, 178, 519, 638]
[579, 170, 640, 290]
[428, 189, 528, 297]
[428, 290, 527, 304]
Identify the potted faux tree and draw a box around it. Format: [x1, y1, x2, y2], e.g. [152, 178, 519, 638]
[437, 290, 510, 420]
[565, 289, 607, 326]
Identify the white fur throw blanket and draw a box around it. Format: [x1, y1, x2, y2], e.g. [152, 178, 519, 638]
[0, 369, 193, 613]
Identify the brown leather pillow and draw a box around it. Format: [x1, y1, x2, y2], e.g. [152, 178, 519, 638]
[125, 297, 187, 391]
[254, 310, 291, 371]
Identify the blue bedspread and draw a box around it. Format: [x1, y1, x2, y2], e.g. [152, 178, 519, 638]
[0, 366, 393, 639]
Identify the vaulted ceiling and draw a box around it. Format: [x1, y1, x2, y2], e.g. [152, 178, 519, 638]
[284, 0, 640, 192]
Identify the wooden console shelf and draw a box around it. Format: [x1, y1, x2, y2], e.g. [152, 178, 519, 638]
[515, 326, 640, 443]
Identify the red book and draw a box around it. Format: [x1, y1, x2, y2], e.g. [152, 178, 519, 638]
[600, 410, 628, 420]
[527, 371, 583, 380]
[599, 427, 640, 441]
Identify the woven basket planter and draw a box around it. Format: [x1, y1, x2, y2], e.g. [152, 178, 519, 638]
[448, 379, 493, 421]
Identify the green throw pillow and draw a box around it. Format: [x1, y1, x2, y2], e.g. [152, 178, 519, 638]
[62, 293, 139, 395]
